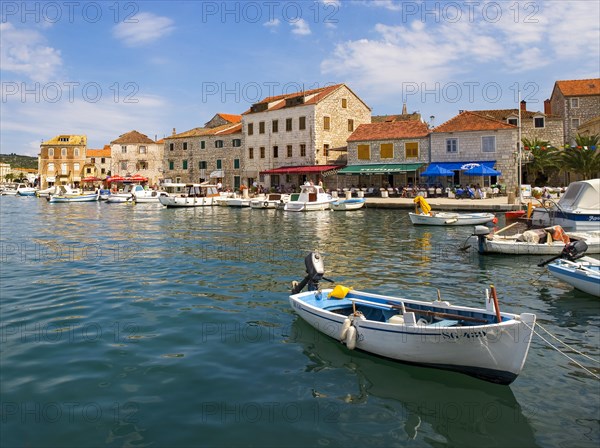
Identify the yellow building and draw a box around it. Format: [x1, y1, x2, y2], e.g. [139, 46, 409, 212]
[39, 135, 87, 189]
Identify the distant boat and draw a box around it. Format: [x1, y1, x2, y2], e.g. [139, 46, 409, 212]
[159, 183, 220, 207]
[409, 196, 495, 226]
[284, 184, 334, 212]
[250, 193, 290, 209]
[47, 185, 99, 203]
[16, 183, 37, 196]
[530, 179, 600, 231]
[330, 197, 365, 211]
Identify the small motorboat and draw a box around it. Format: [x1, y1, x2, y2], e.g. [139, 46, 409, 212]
[330, 197, 365, 211]
[159, 183, 220, 207]
[47, 185, 99, 203]
[409, 196, 495, 226]
[289, 252, 536, 385]
[284, 184, 334, 212]
[539, 241, 600, 297]
[250, 193, 290, 209]
[16, 183, 37, 196]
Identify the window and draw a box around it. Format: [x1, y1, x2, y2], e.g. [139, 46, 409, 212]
[260, 147, 265, 158]
[199, 161, 207, 169]
[121, 145, 127, 153]
[287, 145, 292, 157]
[183, 142, 188, 150]
[248, 147, 254, 159]
[139, 146, 147, 154]
[169, 160, 174, 170]
[248, 123, 254, 135]
[61, 163, 67, 174]
[169, 143, 174, 151]
[446, 138, 458, 153]
[48, 148, 54, 157]
[216, 160, 222, 169]
[138, 161, 148, 170]
[176, 177, 181, 183]
[272, 120, 278, 133]
[571, 118, 580, 128]
[300, 144, 306, 157]
[215, 140, 224, 148]
[570, 98, 579, 108]
[90, 157, 95, 163]
[341, 98, 347, 108]
[120, 161, 128, 170]
[201, 141, 206, 149]
[405, 142, 419, 158]
[482, 136, 496, 153]
[59, 137, 69, 142]
[101, 168, 106, 174]
[233, 139, 241, 147]
[286, 118, 293, 131]
[380, 143, 393, 159]
[534, 117, 545, 128]
[508, 118, 518, 126]
[234, 159, 240, 169]
[259, 121, 265, 134]
[61, 148, 67, 157]
[86, 167, 92, 174]
[323, 144, 330, 157]
[182, 160, 188, 170]
[74, 162, 80, 172]
[299, 116, 306, 130]
[273, 146, 278, 158]
[101, 158, 105, 163]
[323, 116, 330, 130]
[357, 144, 370, 160]
[74, 148, 80, 157]
[348, 119, 354, 132]
[47, 163, 54, 172]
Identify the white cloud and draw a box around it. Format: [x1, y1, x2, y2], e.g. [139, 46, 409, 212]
[290, 19, 311, 36]
[263, 18, 280, 29]
[0, 23, 63, 82]
[113, 12, 175, 47]
[321, 0, 341, 7]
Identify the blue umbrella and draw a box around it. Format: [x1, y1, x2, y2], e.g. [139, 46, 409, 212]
[464, 164, 502, 176]
[421, 164, 454, 177]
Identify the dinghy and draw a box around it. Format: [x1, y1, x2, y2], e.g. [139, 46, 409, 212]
[289, 252, 536, 385]
[409, 196, 495, 226]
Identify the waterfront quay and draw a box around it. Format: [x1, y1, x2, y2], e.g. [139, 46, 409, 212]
[365, 195, 520, 211]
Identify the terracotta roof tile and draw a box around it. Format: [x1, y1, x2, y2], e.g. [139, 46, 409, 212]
[348, 121, 430, 142]
[87, 147, 111, 157]
[473, 109, 560, 120]
[216, 113, 242, 123]
[42, 135, 87, 145]
[110, 130, 156, 144]
[371, 113, 421, 123]
[167, 123, 241, 139]
[555, 79, 600, 96]
[432, 111, 516, 133]
[242, 84, 346, 114]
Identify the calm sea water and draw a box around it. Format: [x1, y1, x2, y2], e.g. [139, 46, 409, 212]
[1, 196, 598, 448]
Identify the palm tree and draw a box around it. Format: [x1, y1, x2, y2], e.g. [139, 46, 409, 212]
[521, 137, 561, 186]
[560, 134, 600, 180]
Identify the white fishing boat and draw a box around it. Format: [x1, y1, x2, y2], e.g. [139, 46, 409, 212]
[409, 196, 495, 226]
[133, 189, 170, 203]
[290, 252, 536, 385]
[47, 185, 99, 203]
[472, 224, 600, 255]
[284, 184, 334, 212]
[106, 184, 143, 203]
[250, 193, 290, 209]
[16, 183, 37, 196]
[539, 241, 600, 297]
[330, 197, 366, 211]
[0, 183, 18, 195]
[530, 179, 600, 232]
[227, 197, 252, 208]
[159, 183, 219, 207]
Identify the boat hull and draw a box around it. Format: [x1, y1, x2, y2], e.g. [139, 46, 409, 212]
[284, 201, 332, 212]
[478, 232, 600, 255]
[409, 212, 495, 226]
[547, 257, 600, 297]
[531, 209, 600, 232]
[331, 198, 366, 211]
[289, 289, 535, 385]
[159, 196, 215, 207]
[48, 194, 99, 203]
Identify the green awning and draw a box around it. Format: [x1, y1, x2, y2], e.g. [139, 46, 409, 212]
[338, 163, 424, 175]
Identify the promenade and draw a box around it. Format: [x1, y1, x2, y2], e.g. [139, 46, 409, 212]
[365, 195, 521, 211]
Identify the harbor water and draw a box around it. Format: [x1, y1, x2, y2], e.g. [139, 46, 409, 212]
[1, 197, 598, 447]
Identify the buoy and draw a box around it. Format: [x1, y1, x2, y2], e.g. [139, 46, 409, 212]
[340, 318, 351, 341]
[346, 325, 357, 350]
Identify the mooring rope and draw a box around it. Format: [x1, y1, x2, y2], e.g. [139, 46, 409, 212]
[522, 320, 600, 380]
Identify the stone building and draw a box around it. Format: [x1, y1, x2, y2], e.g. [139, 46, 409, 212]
[242, 83, 371, 189]
[38, 134, 87, 189]
[163, 114, 243, 189]
[430, 111, 518, 192]
[549, 78, 600, 144]
[83, 145, 112, 181]
[110, 130, 164, 185]
[342, 120, 430, 187]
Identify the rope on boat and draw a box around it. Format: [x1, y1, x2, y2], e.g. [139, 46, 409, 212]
[522, 320, 600, 380]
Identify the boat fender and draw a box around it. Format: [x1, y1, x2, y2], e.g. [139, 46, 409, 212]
[340, 318, 351, 341]
[416, 318, 428, 326]
[346, 325, 357, 350]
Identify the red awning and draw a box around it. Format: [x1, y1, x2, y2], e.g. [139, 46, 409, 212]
[260, 165, 342, 175]
[81, 176, 101, 182]
[107, 176, 125, 183]
[127, 175, 148, 182]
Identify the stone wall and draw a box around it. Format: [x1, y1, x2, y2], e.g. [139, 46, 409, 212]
[110, 142, 163, 185]
[39, 143, 87, 189]
[550, 91, 600, 143]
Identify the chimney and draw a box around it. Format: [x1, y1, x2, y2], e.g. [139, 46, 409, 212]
[172, 128, 176, 136]
[402, 102, 408, 115]
[544, 99, 551, 115]
[520, 100, 526, 112]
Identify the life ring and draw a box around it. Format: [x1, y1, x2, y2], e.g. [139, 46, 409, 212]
[264, 201, 269, 208]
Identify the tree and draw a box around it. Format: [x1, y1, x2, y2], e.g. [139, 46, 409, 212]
[561, 134, 600, 180]
[521, 137, 561, 186]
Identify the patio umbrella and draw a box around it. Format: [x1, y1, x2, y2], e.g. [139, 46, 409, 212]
[107, 175, 125, 183]
[463, 165, 502, 176]
[128, 175, 148, 182]
[81, 176, 100, 182]
[420, 165, 454, 177]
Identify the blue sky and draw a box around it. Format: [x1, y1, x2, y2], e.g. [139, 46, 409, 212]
[1, 0, 599, 156]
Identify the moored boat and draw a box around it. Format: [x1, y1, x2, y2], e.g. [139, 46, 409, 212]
[159, 183, 219, 207]
[409, 196, 495, 226]
[250, 193, 290, 209]
[47, 187, 100, 203]
[284, 184, 334, 212]
[289, 252, 536, 385]
[330, 197, 366, 211]
[16, 183, 37, 196]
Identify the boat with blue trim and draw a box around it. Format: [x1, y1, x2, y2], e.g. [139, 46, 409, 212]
[290, 252, 536, 385]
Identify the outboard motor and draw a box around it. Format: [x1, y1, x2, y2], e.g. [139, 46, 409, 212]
[538, 240, 589, 267]
[291, 252, 332, 294]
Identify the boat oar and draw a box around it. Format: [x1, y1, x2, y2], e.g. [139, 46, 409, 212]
[493, 222, 519, 236]
[490, 285, 502, 323]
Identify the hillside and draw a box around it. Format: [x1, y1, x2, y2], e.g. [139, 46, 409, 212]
[0, 153, 38, 170]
